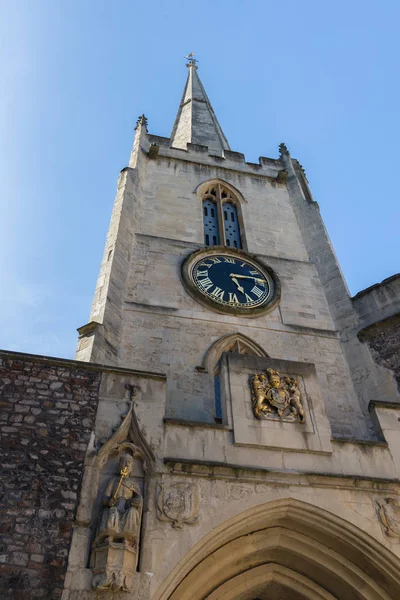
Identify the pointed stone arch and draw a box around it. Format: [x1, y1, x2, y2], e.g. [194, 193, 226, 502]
[201, 332, 268, 373]
[153, 498, 400, 600]
[201, 333, 268, 422]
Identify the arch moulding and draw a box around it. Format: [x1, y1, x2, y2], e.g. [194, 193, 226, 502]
[152, 498, 400, 600]
[200, 332, 268, 373]
[195, 179, 247, 204]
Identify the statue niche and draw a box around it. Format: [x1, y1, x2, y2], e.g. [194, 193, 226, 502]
[91, 448, 143, 592]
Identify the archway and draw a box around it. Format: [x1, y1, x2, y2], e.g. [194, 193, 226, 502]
[153, 498, 400, 600]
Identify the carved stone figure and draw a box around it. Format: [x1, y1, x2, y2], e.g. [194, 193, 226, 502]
[376, 497, 400, 538]
[251, 369, 305, 423]
[91, 451, 143, 592]
[157, 483, 199, 529]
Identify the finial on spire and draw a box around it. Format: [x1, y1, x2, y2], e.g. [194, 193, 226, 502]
[135, 114, 148, 131]
[279, 142, 290, 157]
[184, 52, 199, 68]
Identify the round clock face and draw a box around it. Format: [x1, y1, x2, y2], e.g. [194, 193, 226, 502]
[182, 249, 279, 316]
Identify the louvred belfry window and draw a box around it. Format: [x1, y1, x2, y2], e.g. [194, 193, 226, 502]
[202, 184, 242, 248]
[203, 195, 220, 246]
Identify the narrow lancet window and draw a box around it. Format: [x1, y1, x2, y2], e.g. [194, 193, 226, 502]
[223, 202, 241, 248]
[214, 373, 222, 421]
[203, 197, 220, 246]
[202, 183, 243, 248]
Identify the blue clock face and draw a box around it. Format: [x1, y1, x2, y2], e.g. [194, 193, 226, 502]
[190, 253, 273, 309]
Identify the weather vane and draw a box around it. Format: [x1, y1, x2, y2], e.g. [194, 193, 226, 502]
[184, 52, 198, 65]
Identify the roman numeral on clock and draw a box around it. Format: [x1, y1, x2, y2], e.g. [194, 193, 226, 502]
[211, 287, 224, 300]
[199, 277, 214, 292]
[228, 292, 239, 303]
[196, 269, 208, 277]
[251, 286, 263, 298]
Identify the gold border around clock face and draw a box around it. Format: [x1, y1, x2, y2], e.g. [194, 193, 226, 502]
[181, 247, 280, 317]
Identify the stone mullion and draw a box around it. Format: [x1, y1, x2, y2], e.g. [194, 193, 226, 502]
[216, 183, 225, 246]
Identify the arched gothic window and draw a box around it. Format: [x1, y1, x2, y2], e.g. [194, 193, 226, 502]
[202, 183, 242, 248]
[205, 335, 268, 422]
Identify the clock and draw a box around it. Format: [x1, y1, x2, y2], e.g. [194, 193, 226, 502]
[181, 248, 280, 316]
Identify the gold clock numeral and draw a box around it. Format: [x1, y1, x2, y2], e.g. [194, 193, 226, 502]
[249, 270, 259, 275]
[211, 287, 224, 300]
[223, 258, 235, 263]
[196, 269, 208, 277]
[199, 277, 214, 292]
[210, 257, 221, 264]
[251, 286, 264, 298]
[245, 293, 253, 303]
[228, 292, 239, 303]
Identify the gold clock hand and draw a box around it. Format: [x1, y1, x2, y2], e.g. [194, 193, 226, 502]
[229, 273, 265, 284]
[231, 277, 245, 294]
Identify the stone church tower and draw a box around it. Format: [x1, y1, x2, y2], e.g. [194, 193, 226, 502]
[1, 58, 400, 600]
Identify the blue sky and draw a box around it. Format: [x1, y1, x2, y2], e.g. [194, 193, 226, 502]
[1, 0, 399, 359]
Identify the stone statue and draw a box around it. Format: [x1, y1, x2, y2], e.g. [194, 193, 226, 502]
[91, 451, 143, 592]
[94, 452, 142, 548]
[251, 368, 305, 423]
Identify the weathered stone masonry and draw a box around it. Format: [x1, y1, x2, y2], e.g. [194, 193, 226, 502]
[0, 351, 102, 599]
[354, 274, 400, 391]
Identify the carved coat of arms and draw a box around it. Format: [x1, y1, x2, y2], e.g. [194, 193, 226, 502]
[376, 497, 400, 538]
[251, 368, 305, 423]
[156, 483, 199, 529]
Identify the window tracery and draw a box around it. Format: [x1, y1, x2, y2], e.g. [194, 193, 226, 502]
[202, 183, 242, 248]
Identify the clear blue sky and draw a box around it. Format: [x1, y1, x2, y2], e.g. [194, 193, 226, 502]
[1, 0, 399, 359]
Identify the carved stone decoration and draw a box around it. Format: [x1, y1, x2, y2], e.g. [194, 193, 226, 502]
[91, 451, 143, 592]
[157, 483, 199, 529]
[90, 386, 155, 593]
[148, 143, 159, 159]
[251, 369, 305, 423]
[276, 169, 288, 183]
[376, 498, 400, 538]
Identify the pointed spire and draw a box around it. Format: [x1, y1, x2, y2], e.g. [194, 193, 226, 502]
[170, 56, 230, 156]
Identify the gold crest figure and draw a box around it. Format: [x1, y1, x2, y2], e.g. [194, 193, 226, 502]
[251, 369, 305, 423]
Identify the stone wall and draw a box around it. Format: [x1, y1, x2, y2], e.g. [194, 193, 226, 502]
[360, 316, 400, 389]
[354, 274, 400, 391]
[0, 351, 101, 599]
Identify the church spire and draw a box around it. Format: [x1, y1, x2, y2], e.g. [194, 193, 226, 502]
[170, 55, 230, 156]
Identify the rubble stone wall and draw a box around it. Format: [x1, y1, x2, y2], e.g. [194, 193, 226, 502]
[0, 351, 101, 600]
[354, 274, 400, 393]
